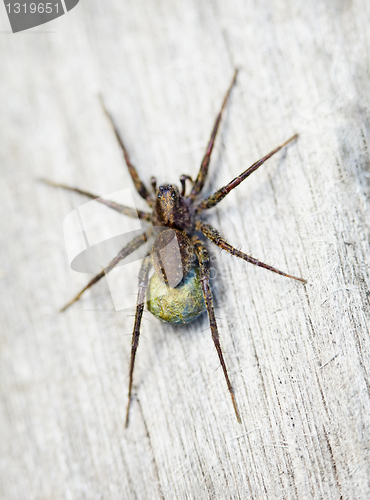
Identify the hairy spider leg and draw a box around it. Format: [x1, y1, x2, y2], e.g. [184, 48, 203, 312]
[192, 236, 242, 423]
[125, 254, 152, 427]
[196, 221, 306, 284]
[38, 179, 151, 221]
[100, 97, 154, 207]
[60, 231, 151, 312]
[189, 69, 238, 200]
[196, 134, 298, 211]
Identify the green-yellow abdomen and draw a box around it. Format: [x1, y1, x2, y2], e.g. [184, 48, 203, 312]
[147, 267, 206, 324]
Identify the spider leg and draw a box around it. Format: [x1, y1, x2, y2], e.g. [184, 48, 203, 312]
[195, 134, 298, 212]
[189, 69, 238, 200]
[196, 221, 306, 283]
[192, 235, 241, 423]
[125, 253, 152, 428]
[100, 98, 154, 207]
[60, 230, 151, 312]
[38, 179, 151, 221]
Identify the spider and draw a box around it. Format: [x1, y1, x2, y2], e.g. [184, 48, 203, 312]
[41, 69, 306, 427]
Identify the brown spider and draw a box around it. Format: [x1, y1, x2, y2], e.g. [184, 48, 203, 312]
[41, 69, 306, 426]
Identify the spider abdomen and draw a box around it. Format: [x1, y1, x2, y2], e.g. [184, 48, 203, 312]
[151, 228, 195, 288]
[146, 266, 206, 324]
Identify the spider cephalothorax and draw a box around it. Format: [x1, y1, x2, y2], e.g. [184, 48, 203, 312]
[41, 69, 306, 427]
[154, 184, 192, 230]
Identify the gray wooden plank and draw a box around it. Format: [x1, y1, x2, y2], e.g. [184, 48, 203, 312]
[1, 0, 370, 498]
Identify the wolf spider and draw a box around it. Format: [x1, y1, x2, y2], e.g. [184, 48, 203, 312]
[41, 70, 306, 426]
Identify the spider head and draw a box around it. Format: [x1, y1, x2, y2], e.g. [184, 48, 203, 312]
[154, 184, 191, 230]
[156, 184, 180, 204]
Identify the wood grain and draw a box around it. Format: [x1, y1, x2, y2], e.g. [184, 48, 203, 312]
[1, 1, 370, 498]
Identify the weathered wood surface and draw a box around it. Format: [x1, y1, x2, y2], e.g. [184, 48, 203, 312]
[1, 1, 370, 499]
